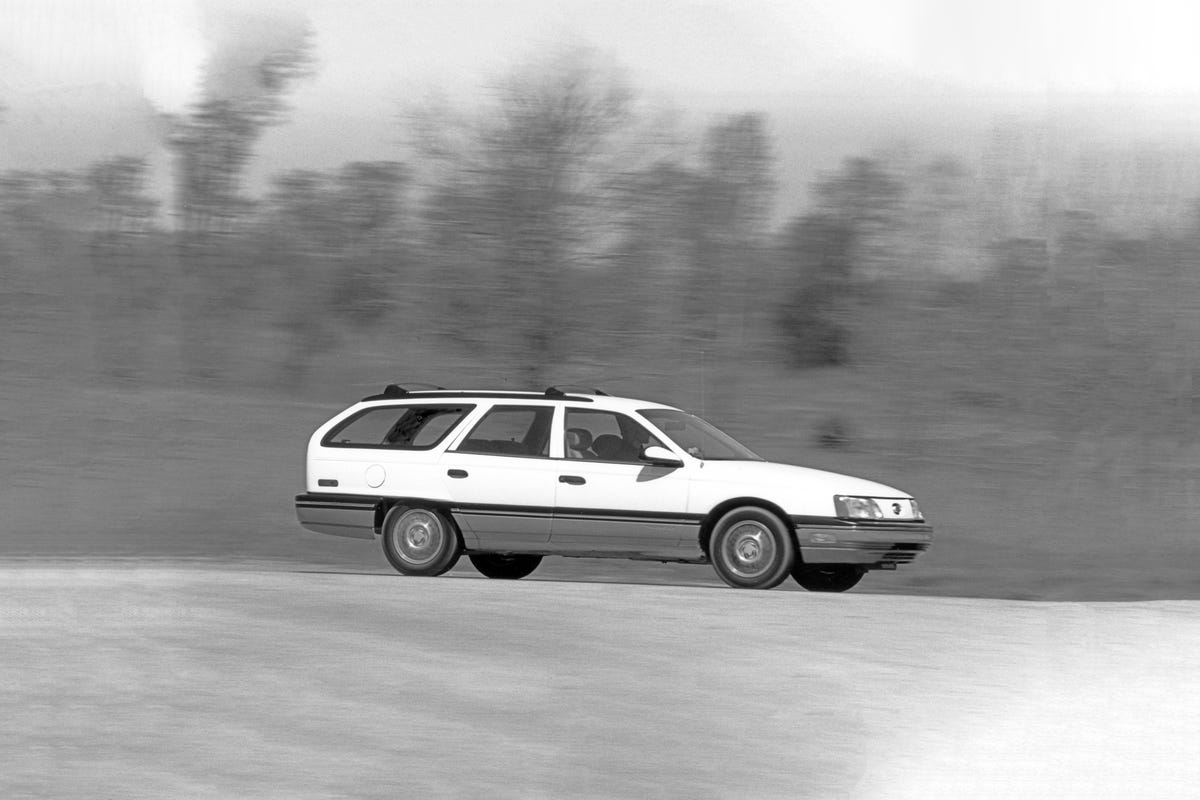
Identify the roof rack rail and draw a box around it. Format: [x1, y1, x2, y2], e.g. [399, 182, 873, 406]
[361, 382, 447, 401]
[544, 385, 610, 397]
[388, 382, 447, 393]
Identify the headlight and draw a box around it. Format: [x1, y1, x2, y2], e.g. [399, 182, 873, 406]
[834, 495, 922, 521]
[834, 495, 885, 520]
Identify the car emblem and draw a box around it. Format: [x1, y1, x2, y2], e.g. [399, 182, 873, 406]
[892, 503, 902, 516]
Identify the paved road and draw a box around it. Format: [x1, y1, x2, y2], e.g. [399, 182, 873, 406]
[4, 565, 1199, 799]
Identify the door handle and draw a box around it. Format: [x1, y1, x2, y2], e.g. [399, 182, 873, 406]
[447, 469, 468, 479]
[559, 475, 586, 485]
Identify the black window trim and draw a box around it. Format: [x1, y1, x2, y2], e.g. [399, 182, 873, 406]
[321, 403, 477, 450]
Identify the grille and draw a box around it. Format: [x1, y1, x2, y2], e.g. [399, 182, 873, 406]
[879, 542, 930, 564]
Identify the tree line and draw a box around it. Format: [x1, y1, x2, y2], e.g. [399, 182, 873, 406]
[2, 45, 1197, 436]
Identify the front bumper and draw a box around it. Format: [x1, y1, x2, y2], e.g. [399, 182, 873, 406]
[791, 519, 933, 568]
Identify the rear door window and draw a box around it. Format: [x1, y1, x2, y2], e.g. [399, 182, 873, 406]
[454, 405, 554, 457]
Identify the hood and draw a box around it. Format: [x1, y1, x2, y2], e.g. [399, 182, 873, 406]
[693, 459, 911, 499]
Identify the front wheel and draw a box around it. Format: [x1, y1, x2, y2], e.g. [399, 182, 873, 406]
[469, 553, 542, 580]
[381, 506, 461, 576]
[709, 507, 795, 589]
[791, 564, 865, 593]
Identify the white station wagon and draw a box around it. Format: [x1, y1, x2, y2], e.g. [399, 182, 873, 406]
[295, 384, 933, 591]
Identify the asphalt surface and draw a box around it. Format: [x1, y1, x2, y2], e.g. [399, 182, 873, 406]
[4, 564, 1199, 799]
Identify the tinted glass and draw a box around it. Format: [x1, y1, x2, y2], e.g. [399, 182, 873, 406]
[564, 408, 664, 462]
[456, 405, 553, 457]
[323, 405, 473, 449]
[638, 408, 761, 461]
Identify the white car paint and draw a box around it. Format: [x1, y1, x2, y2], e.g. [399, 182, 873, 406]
[685, 460, 917, 519]
[296, 386, 932, 586]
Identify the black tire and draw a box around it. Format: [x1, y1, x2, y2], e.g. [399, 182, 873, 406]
[381, 506, 461, 576]
[791, 564, 865, 593]
[468, 553, 543, 580]
[708, 506, 795, 589]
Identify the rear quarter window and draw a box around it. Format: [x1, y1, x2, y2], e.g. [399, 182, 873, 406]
[322, 405, 474, 449]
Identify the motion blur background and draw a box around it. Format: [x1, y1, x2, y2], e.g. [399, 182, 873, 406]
[3, 0, 1198, 598]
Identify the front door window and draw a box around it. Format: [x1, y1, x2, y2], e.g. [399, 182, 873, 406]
[563, 408, 664, 462]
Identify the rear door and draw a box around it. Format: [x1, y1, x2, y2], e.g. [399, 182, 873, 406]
[552, 407, 697, 558]
[439, 403, 561, 551]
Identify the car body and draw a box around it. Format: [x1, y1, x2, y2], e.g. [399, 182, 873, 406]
[295, 384, 933, 590]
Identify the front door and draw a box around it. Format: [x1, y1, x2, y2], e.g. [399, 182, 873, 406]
[552, 407, 697, 558]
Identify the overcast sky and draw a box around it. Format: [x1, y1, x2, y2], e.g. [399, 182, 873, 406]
[4, 0, 1200, 214]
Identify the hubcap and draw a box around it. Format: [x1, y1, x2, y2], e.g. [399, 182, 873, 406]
[722, 521, 775, 579]
[393, 511, 444, 566]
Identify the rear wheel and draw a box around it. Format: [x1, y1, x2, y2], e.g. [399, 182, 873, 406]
[381, 506, 461, 576]
[791, 564, 865, 593]
[468, 553, 542, 580]
[709, 507, 795, 589]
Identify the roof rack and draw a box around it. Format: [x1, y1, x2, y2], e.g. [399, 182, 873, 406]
[358, 383, 607, 403]
[544, 385, 609, 397]
[388, 382, 447, 393]
[360, 382, 447, 401]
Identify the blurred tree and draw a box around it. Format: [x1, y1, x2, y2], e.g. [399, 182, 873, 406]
[943, 216, 1200, 437]
[165, 15, 316, 383]
[903, 156, 987, 279]
[85, 157, 160, 381]
[579, 113, 776, 417]
[89, 158, 158, 231]
[687, 113, 775, 339]
[170, 101, 261, 235]
[412, 46, 634, 384]
[775, 213, 855, 367]
[811, 157, 904, 279]
[776, 157, 902, 367]
[169, 12, 316, 234]
[685, 114, 775, 419]
[260, 161, 410, 386]
[0, 171, 91, 239]
[603, 159, 701, 347]
[0, 170, 95, 380]
[979, 123, 1052, 242]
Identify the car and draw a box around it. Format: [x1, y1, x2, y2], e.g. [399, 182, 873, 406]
[294, 383, 933, 591]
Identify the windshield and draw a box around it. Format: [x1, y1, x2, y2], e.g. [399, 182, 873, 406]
[638, 409, 762, 461]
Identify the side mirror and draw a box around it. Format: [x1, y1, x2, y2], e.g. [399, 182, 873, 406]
[640, 444, 684, 468]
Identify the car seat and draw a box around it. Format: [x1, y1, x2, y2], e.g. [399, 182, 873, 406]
[565, 428, 595, 459]
[591, 434, 628, 461]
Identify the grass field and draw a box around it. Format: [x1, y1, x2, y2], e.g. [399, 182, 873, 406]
[4, 346, 1197, 600]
